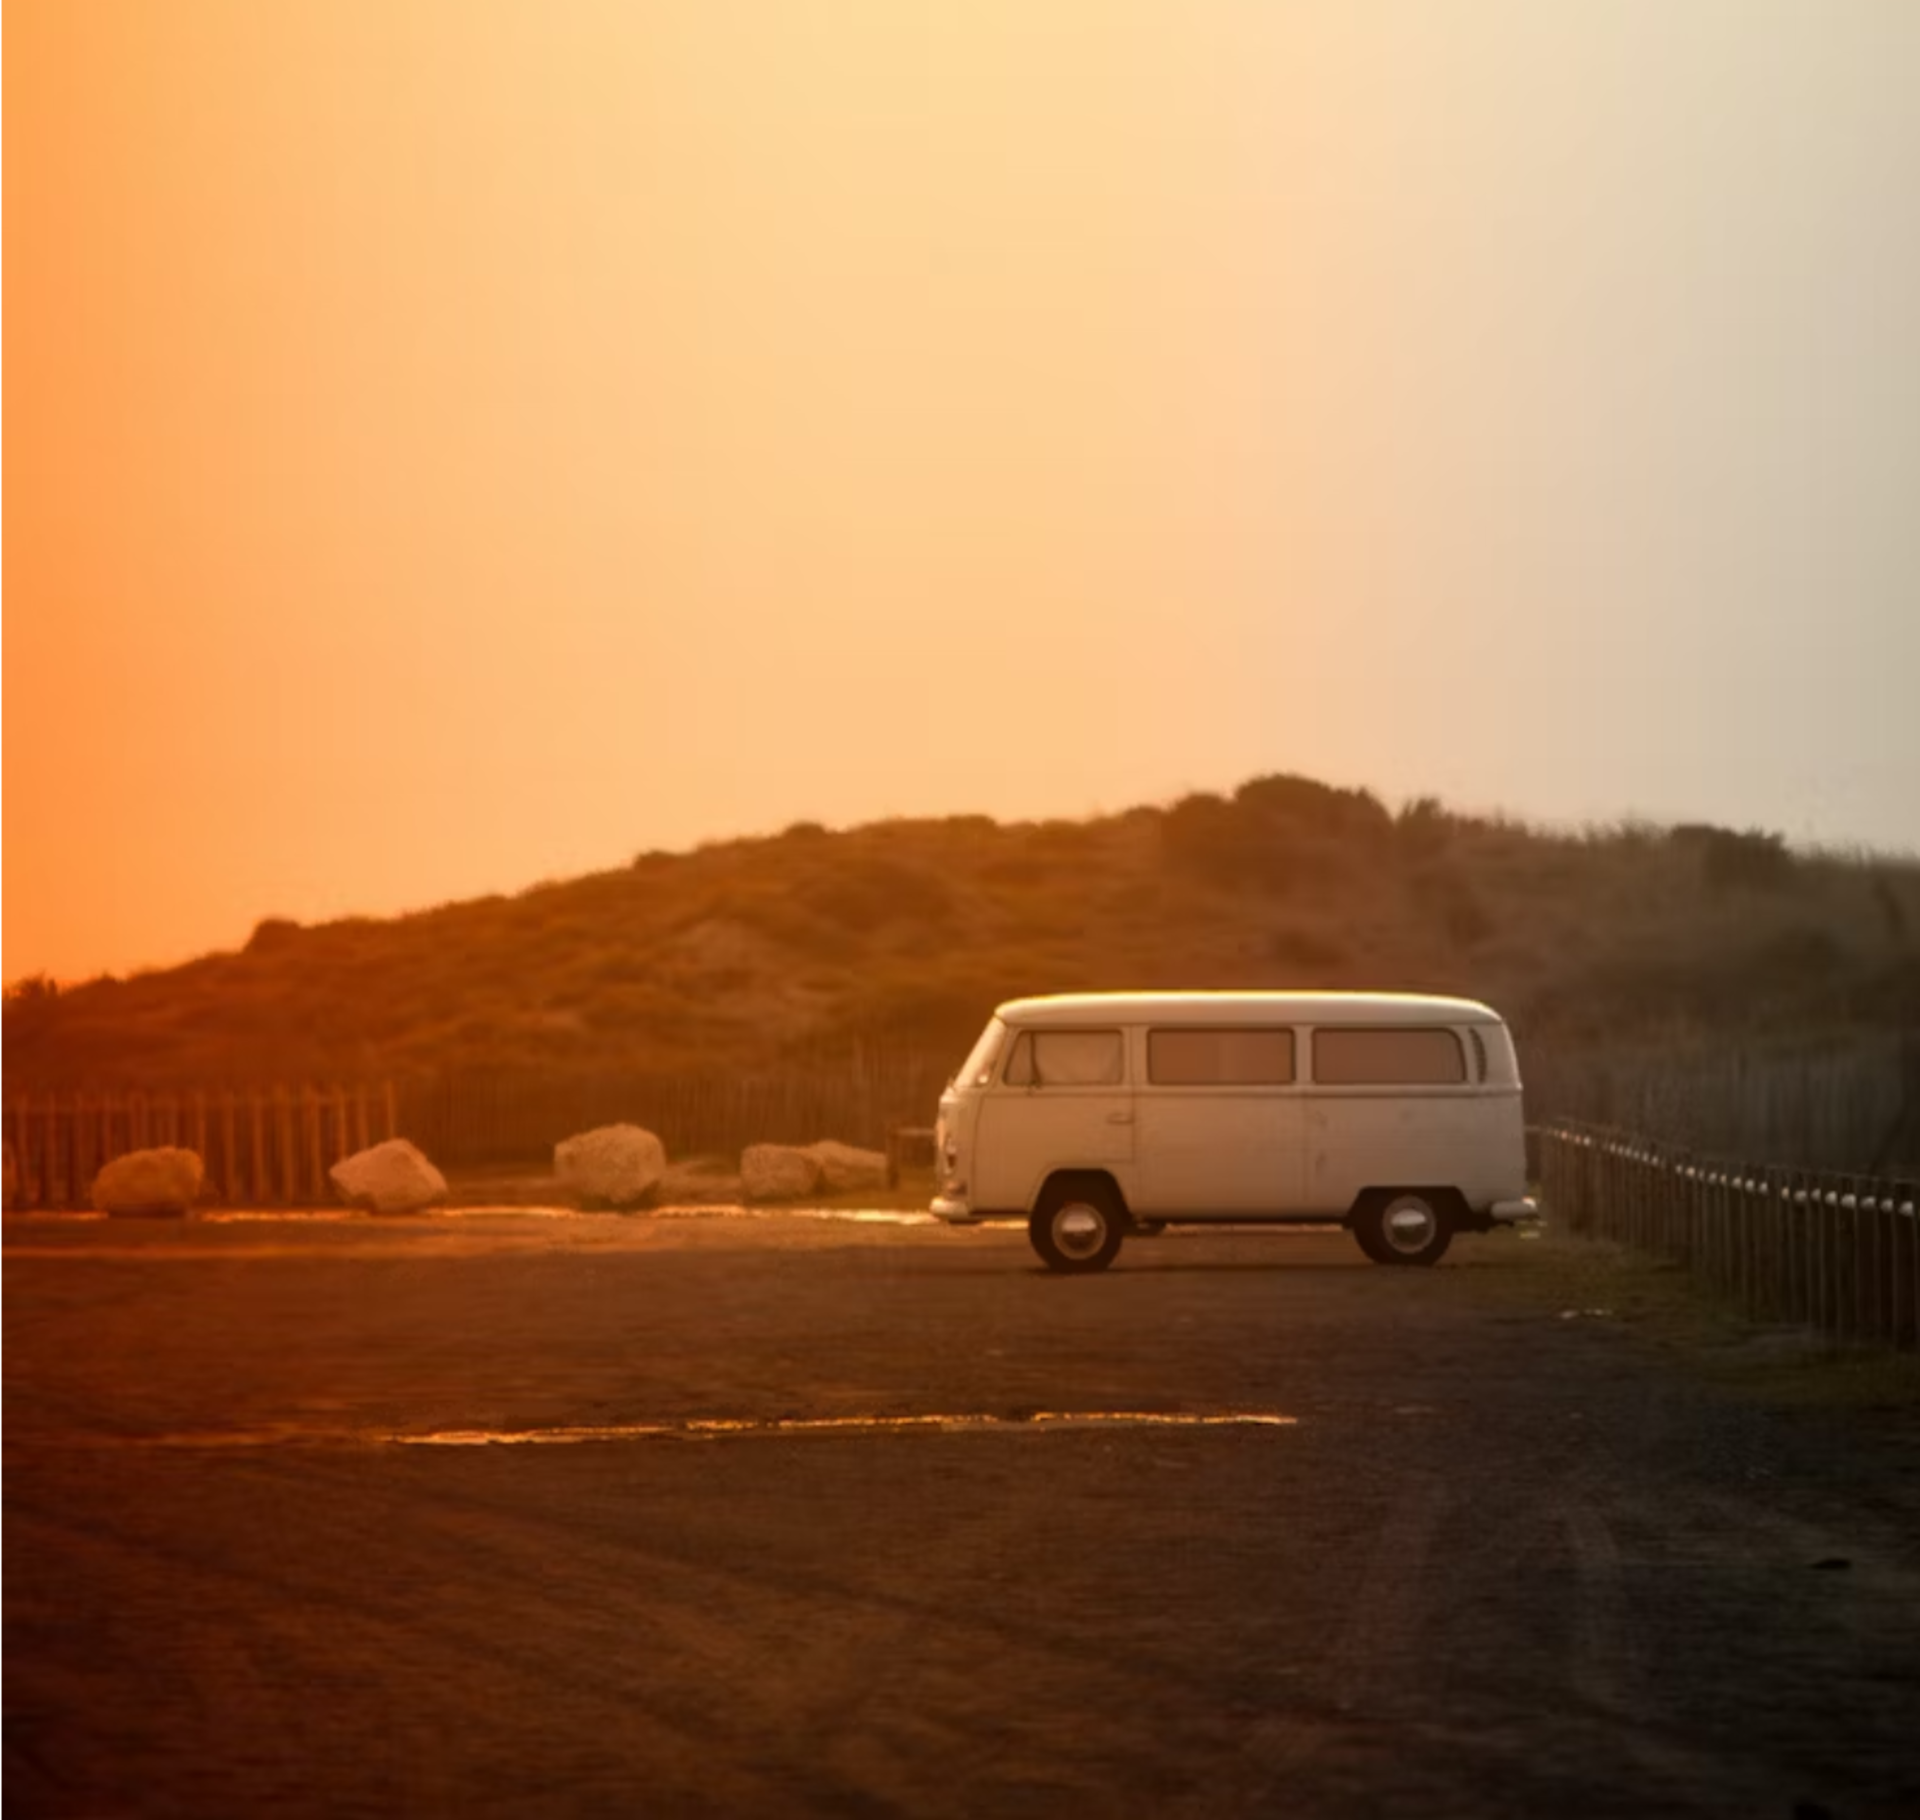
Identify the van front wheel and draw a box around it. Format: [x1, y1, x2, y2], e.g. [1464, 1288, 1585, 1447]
[1353, 1191, 1453, 1268]
[1030, 1180, 1126, 1274]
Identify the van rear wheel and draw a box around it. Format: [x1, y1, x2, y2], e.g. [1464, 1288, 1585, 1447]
[1353, 1191, 1453, 1268]
[1030, 1179, 1126, 1274]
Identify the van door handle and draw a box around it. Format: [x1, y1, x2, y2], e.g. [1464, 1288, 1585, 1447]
[1106, 1111, 1134, 1125]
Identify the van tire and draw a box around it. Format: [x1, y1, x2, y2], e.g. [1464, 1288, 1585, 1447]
[1030, 1178, 1126, 1274]
[1352, 1190, 1453, 1268]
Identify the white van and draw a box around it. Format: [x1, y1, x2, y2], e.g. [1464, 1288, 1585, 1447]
[931, 992, 1536, 1271]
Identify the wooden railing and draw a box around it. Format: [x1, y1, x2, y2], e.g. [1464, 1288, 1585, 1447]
[4, 1084, 397, 1210]
[1538, 1121, 1918, 1351]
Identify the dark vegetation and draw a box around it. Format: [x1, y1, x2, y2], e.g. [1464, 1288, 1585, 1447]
[8, 774, 1916, 1103]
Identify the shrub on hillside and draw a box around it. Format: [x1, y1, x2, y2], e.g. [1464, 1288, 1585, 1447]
[1394, 796, 1453, 858]
[1753, 924, 1844, 985]
[1265, 926, 1350, 971]
[981, 853, 1047, 887]
[1161, 793, 1287, 890]
[1021, 819, 1103, 858]
[800, 858, 953, 932]
[245, 916, 303, 954]
[1161, 781, 1389, 892]
[834, 977, 990, 1051]
[725, 890, 858, 957]
[1410, 867, 1496, 952]
[3, 973, 61, 1009]
[1234, 773, 1391, 840]
[1671, 824, 1797, 892]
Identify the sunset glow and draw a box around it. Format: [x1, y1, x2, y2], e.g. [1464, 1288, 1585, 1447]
[8, 2, 1918, 982]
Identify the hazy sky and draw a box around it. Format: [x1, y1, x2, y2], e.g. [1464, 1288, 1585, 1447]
[7, 2, 1918, 982]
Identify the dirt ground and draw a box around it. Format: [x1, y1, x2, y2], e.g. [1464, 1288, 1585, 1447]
[7, 1208, 1920, 1818]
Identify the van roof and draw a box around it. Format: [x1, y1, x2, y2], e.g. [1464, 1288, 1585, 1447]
[994, 991, 1504, 1028]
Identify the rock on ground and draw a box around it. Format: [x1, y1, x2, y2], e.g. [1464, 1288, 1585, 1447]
[740, 1143, 823, 1201]
[329, 1139, 448, 1216]
[805, 1140, 889, 1194]
[554, 1124, 668, 1209]
[92, 1147, 205, 1217]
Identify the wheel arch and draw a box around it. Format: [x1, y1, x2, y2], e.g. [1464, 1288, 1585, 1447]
[1032, 1167, 1131, 1218]
[1343, 1184, 1472, 1227]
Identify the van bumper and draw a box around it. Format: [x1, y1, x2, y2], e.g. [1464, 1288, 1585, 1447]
[930, 1194, 980, 1225]
[1488, 1196, 1539, 1224]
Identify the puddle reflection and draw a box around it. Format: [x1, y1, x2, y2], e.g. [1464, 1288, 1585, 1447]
[397, 1411, 1298, 1445]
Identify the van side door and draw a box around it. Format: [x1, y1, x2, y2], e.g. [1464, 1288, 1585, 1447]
[1131, 1025, 1306, 1217]
[971, 1027, 1133, 1213]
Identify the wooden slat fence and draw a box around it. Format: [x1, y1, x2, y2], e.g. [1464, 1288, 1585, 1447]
[397, 1052, 953, 1171]
[3, 1084, 397, 1211]
[1526, 1033, 1920, 1176]
[1538, 1121, 1918, 1351]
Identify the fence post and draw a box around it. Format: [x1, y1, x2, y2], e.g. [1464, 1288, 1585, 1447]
[1896, 1183, 1918, 1351]
[10, 1097, 28, 1208]
[101, 1093, 122, 1203]
[1862, 1178, 1888, 1348]
[247, 1089, 266, 1205]
[91, 1092, 109, 1208]
[1786, 1172, 1807, 1332]
[1795, 1170, 1816, 1329]
[40, 1094, 53, 1208]
[1815, 1179, 1838, 1347]
[1732, 1161, 1752, 1315]
[1873, 1182, 1889, 1351]
[274, 1085, 295, 1205]
[69, 1093, 87, 1211]
[1795, 1173, 1815, 1340]
[1599, 1132, 1613, 1236]
[1756, 1172, 1779, 1320]
[302, 1086, 323, 1206]
[219, 1089, 237, 1206]
[1712, 1159, 1728, 1297]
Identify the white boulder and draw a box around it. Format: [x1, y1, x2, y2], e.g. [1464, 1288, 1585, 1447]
[92, 1146, 204, 1217]
[740, 1143, 823, 1202]
[554, 1123, 668, 1208]
[329, 1139, 447, 1215]
[805, 1139, 890, 1194]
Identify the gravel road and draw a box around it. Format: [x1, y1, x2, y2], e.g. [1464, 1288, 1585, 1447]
[7, 1211, 1919, 1818]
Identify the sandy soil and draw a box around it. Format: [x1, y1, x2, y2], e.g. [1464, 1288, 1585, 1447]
[7, 1211, 1920, 1818]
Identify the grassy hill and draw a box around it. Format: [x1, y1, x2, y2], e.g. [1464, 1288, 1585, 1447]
[8, 775, 1917, 1105]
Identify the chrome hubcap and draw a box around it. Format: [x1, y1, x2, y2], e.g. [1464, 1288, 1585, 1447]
[1054, 1203, 1107, 1259]
[1382, 1196, 1438, 1255]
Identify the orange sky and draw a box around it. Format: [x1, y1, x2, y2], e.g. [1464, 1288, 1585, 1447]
[7, 2, 1918, 982]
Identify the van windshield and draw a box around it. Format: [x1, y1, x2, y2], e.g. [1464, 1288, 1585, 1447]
[952, 1017, 1006, 1090]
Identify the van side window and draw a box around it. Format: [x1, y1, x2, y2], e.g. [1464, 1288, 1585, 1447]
[1001, 1029, 1124, 1087]
[1148, 1028, 1295, 1085]
[1312, 1027, 1466, 1085]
